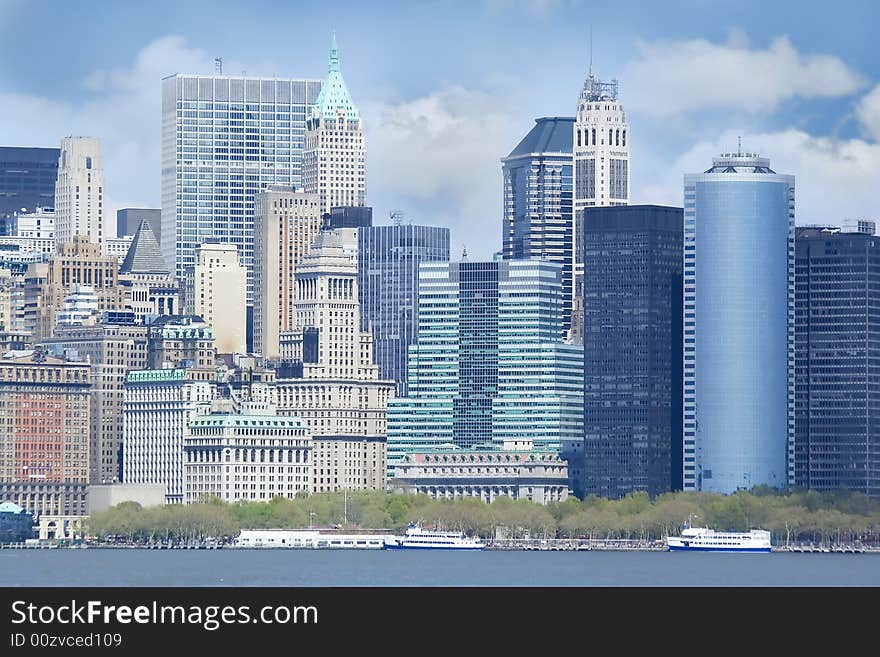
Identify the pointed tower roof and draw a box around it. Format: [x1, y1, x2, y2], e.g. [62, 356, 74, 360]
[312, 33, 360, 122]
[120, 219, 169, 275]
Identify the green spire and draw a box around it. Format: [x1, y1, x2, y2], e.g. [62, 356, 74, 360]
[329, 31, 339, 73]
[313, 33, 359, 122]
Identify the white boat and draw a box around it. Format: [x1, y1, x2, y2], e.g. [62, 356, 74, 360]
[666, 526, 772, 553]
[383, 523, 486, 551]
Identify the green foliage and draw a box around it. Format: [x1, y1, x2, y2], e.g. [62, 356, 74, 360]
[84, 488, 880, 545]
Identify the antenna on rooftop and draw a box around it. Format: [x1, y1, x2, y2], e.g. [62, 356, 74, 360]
[214, 57, 223, 75]
[737, 135, 742, 156]
[589, 24, 593, 77]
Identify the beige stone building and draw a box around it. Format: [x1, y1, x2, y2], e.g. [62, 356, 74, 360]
[183, 242, 246, 355]
[0, 348, 91, 517]
[26, 236, 125, 341]
[253, 187, 322, 360]
[276, 228, 394, 493]
[54, 136, 106, 249]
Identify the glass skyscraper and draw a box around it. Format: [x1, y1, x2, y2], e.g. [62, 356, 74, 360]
[358, 223, 450, 396]
[0, 146, 59, 236]
[160, 74, 322, 303]
[501, 117, 574, 334]
[580, 205, 683, 499]
[795, 225, 880, 497]
[683, 152, 794, 493]
[387, 259, 583, 479]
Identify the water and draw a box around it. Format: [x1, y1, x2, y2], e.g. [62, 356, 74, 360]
[2, 549, 880, 586]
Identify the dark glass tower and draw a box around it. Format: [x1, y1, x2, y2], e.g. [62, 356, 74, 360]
[794, 225, 880, 497]
[581, 205, 683, 498]
[0, 146, 60, 235]
[501, 117, 574, 334]
[358, 223, 450, 396]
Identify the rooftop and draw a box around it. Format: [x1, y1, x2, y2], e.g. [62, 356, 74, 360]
[505, 117, 575, 159]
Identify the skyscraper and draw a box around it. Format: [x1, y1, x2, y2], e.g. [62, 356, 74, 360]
[253, 186, 322, 360]
[303, 35, 366, 215]
[274, 228, 395, 493]
[160, 73, 322, 303]
[501, 117, 574, 334]
[117, 208, 161, 242]
[358, 222, 450, 396]
[580, 205, 683, 499]
[794, 225, 880, 497]
[683, 151, 794, 493]
[54, 137, 105, 248]
[387, 259, 583, 479]
[572, 73, 630, 342]
[183, 242, 247, 355]
[0, 146, 59, 236]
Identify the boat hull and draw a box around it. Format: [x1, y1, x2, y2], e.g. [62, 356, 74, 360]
[383, 543, 485, 551]
[667, 545, 770, 553]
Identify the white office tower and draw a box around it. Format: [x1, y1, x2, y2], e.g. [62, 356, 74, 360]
[54, 137, 105, 249]
[571, 73, 630, 342]
[123, 369, 213, 504]
[161, 73, 322, 304]
[303, 35, 366, 215]
[183, 242, 247, 355]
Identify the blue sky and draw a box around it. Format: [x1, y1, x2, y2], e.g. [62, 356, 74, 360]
[2, 0, 879, 256]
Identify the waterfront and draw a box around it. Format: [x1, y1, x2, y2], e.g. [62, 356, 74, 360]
[2, 549, 880, 586]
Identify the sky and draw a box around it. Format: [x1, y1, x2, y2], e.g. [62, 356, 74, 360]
[1, 0, 879, 258]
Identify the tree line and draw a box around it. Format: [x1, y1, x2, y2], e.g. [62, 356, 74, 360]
[85, 487, 880, 546]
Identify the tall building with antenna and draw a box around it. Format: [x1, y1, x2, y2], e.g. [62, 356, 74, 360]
[571, 59, 630, 342]
[303, 35, 366, 216]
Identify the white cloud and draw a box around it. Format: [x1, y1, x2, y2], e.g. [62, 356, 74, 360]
[0, 36, 218, 229]
[364, 86, 523, 257]
[623, 35, 866, 118]
[855, 83, 880, 141]
[634, 128, 880, 227]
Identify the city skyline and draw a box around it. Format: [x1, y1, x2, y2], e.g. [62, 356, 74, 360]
[2, 1, 879, 259]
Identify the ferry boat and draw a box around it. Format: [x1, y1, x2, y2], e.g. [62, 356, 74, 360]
[666, 526, 772, 553]
[383, 523, 486, 551]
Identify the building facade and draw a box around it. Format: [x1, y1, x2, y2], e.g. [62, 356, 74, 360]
[146, 315, 217, 373]
[274, 228, 394, 493]
[54, 137, 105, 248]
[118, 218, 180, 323]
[683, 152, 794, 493]
[27, 236, 126, 341]
[794, 226, 880, 497]
[253, 186, 322, 360]
[0, 146, 59, 236]
[303, 36, 366, 215]
[184, 406, 312, 503]
[358, 223, 450, 396]
[15, 206, 54, 239]
[160, 73, 322, 302]
[580, 205, 683, 499]
[393, 444, 569, 505]
[572, 73, 630, 343]
[387, 259, 583, 479]
[0, 350, 90, 518]
[45, 323, 150, 485]
[183, 242, 247, 355]
[501, 117, 574, 335]
[123, 368, 213, 504]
